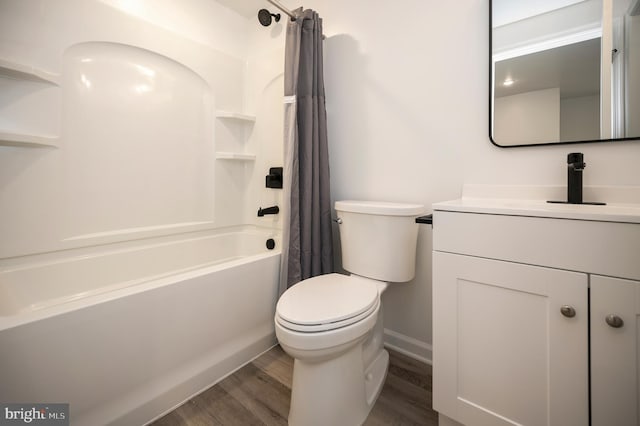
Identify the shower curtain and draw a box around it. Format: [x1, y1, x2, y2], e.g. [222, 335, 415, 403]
[280, 9, 333, 293]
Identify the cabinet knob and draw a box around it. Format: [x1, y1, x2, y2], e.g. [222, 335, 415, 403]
[560, 305, 576, 318]
[605, 314, 624, 328]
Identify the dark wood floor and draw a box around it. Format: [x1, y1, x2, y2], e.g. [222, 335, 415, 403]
[151, 345, 437, 425]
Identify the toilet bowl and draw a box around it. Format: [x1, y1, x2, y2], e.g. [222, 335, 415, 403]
[275, 200, 424, 426]
[275, 273, 388, 426]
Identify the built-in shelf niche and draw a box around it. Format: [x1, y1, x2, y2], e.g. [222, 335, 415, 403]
[0, 131, 59, 148]
[0, 57, 61, 148]
[215, 110, 256, 122]
[215, 110, 256, 162]
[215, 151, 256, 161]
[0, 58, 60, 85]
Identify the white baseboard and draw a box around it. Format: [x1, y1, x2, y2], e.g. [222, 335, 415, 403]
[383, 328, 432, 365]
[439, 413, 465, 426]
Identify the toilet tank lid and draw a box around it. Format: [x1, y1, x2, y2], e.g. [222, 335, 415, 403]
[335, 200, 425, 216]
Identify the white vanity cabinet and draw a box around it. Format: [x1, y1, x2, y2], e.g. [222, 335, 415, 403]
[591, 275, 640, 426]
[434, 252, 589, 426]
[432, 196, 640, 426]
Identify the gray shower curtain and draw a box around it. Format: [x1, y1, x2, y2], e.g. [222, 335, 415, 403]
[280, 9, 333, 293]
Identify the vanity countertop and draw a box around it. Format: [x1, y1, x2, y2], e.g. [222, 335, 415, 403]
[433, 185, 640, 224]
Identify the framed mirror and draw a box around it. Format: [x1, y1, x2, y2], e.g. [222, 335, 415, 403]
[490, 0, 640, 147]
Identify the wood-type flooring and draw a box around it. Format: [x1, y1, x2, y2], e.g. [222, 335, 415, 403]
[152, 345, 437, 425]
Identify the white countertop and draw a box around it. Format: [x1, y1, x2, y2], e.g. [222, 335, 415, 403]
[433, 185, 640, 224]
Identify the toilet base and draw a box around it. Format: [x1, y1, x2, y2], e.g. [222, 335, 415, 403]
[365, 348, 389, 406]
[287, 342, 389, 426]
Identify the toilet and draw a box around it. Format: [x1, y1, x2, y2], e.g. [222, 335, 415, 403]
[275, 200, 424, 426]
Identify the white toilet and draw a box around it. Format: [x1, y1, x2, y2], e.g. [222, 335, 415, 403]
[275, 200, 424, 426]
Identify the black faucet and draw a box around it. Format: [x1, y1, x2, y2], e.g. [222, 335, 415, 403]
[257, 205, 279, 217]
[547, 153, 606, 205]
[567, 152, 585, 204]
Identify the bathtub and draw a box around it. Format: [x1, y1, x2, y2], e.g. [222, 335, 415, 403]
[0, 227, 281, 425]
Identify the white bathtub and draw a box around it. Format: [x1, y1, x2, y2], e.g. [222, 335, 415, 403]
[0, 227, 281, 425]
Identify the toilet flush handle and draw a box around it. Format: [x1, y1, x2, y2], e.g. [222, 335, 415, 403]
[333, 218, 342, 224]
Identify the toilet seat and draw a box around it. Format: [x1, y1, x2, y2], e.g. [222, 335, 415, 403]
[277, 298, 379, 332]
[276, 273, 379, 333]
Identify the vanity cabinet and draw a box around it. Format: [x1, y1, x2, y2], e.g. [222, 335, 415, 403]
[432, 200, 640, 426]
[434, 252, 589, 425]
[591, 275, 640, 425]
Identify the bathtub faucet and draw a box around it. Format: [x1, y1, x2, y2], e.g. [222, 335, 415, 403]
[257, 205, 279, 217]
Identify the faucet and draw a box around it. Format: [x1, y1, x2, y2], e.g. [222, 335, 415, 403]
[567, 152, 585, 204]
[257, 205, 279, 217]
[547, 153, 606, 205]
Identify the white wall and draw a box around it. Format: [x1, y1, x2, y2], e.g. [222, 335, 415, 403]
[493, 0, 602, 53]
[561, 95, 600, 141]
[627, 12, 640, 137]
[277, 0, 640, 361]
[495, 88, 561, 145]
[492, 0, 587, 27]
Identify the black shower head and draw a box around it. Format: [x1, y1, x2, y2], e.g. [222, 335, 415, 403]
[258, 8, 281, 26]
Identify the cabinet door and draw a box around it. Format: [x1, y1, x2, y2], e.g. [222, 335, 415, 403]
[591, 275, 640, 426]
[433, 252, 589, 426]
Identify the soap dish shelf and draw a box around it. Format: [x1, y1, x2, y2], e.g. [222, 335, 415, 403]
[215, 111, 256, 122]
[215, 152, 256, 161]
[0, 58, 60, 85]
[0, 131, 59, 148]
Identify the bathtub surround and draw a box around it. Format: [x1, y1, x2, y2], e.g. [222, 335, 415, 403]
[0, 0, 284, 257]
[280, 9, 333, 291]
[0, 0, 284, 424]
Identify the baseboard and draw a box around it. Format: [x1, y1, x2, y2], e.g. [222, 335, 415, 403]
[439, 413, 465, 426]
[383, 328, 432, 365]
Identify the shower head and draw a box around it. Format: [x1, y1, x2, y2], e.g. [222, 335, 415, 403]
[258, 8, 281, 26]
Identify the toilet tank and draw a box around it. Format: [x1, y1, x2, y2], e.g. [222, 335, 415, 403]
[335, 200, 424, 283]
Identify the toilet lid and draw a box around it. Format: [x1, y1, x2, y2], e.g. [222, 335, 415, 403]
[276, 274, 379, 332]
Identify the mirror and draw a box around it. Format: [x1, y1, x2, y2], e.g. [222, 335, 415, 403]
[490, 0, 640, 147]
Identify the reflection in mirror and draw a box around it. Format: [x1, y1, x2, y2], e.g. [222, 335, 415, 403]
[490, 0, 640, 147]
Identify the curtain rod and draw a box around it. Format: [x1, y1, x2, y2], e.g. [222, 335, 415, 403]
[266, 0, 298, 20]
[265, 0, 326, 39]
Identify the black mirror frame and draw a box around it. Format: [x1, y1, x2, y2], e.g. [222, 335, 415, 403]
[488, 0, 640, 148]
